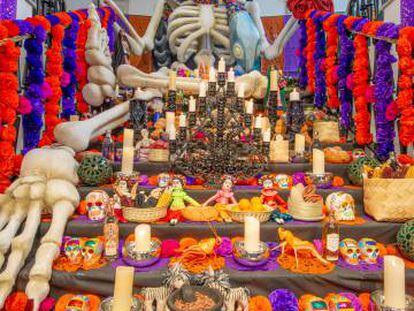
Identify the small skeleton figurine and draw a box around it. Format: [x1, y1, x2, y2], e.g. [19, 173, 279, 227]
[135, 129, 154, 162]
[169, 175, 200, 211]
[202, 175, 237, 206]
[259, 175, 287, 211]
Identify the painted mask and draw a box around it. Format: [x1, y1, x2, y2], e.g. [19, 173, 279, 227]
[64, 238, 83, 265]
[358, 238, 380, 264]
[326, 192, 355, 221]
[275, 174, 291, 189]
[65, 295, 90, 311]
[339, 238, 360, 265]
[81, 238, 104, 268]
[85, 190, 109, 221]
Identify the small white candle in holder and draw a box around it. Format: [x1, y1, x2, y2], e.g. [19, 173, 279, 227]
[244, 216, 260, 253]
[384, 255, 406, 309]
[245, 99, 254, 114]
[121, 129, 134, 174]
[270, 70, 278, 91]
[218, 57, 226, 73]
[189, 96, 196, 112]
[112, 266, 134, 311]
[134, 224, 152, 253]
[290, 88, 300, 102]
[294, 134, 306, 155]
[209, 67, 216, 82]
[254, 115, 262, 129]
[169, 126, 176, 140]
[169, 70, 177, 90]
[228, 68, 235, 82]
[199, 81, 207, 97]
[263, 128, 271, 143]
[166, 111, 176, 134]
[312, 149, 325, 174]
[179, 113, 187, 127]
[237, 84, 245, 98]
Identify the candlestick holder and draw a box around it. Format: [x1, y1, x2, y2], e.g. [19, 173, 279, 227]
[198, 96, 206, 116]
[218, 72, 226, 87]
[188, 112, 196, 127]
[253, 128, 262, 144]
[236, 97, 244, 114]
[371, 290, 414, 311]
[114, 171, 140, 208]
[244, 114, 252, 128]
[305, 172, 333, 188]
[233, 240, 270, 267]
[122, 238, 161, 268]
[169, 139, 177, 154]
[167, 90, 177, 112]
[262, 142, 270, 155]
[179, 127, 187, 141]
[99, 296, 142, 311]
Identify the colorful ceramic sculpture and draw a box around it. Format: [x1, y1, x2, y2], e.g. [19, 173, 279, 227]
[203, 176, 237, 206]
[325, 192, 355, 221]
[357, 238, 379, 264]
[64, 238, 83, 266]
[169, 176, 200, 211]
[347, 157, 380, 185]
[339, 238, 360, 265]
[259, 175, 286, 210]
[85, 190, 110, 221]
[78, 154, 113, 186]
[397, 220, 414, 261]
[81, 238, 104, 270]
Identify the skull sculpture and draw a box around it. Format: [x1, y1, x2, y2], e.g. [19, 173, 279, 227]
[81, 238, 104, 269]
[358, 238, 380, 264]
[64, 238, 83, 266]
[339, 238, 360, 265]
[85, 190, 110, 221]
[325, 192, 355, 221]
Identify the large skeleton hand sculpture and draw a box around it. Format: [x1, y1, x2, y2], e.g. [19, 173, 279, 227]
[0, 146, 80, 310]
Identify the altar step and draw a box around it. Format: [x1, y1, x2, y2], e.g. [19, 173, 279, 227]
[16, 249, 414, 298]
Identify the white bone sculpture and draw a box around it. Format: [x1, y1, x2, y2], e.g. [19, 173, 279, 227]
[0, 145, 80, 310]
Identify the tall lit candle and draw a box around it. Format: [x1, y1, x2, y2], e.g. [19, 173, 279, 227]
[209, 67, 216, 82]
[121, 129, 134, 174]
[169, 70, 177, 90]
[166, 111, 175, 134]
[245, 99, 254, 114]
[218, 57, 225, 73]
[290, 88, 300, 101]
[134, 224, 151, 253]
[199, 81, 207, 97]
[179, 113, 186, 127]
[237, 84, 245, 98]
[294, 134, 305, 155]
[270, 70, 278, 91]
[384, 255, 406, 309]
[169, 126, 176, 140]
[254, 115, 262, 129]
[112, 266, 134, 311]
[189, 96, 196, 112]
[263, 128, 271, 143]
[244, 216, 260, 252]
[228, 68, 235, 82]
[312, 149, 325, 174]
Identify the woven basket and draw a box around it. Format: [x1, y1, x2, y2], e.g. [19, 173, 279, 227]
[123, 205, 168, 223]
[288, 198, 324, 221]
[364, 178, 414, 222]
[313, 121, 340, 143]
[149, 149, 169, 162]
[227, 206, 272, 223]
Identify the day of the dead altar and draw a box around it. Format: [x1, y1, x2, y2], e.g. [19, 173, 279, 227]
[0, 0, 413, 310]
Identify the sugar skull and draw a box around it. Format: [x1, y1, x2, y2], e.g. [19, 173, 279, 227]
[339, 238, 360, 265]
[158, 173, 171, 188]
[274, 174, 291, 189]
[65, 295, 90, 311]
[85, 190, 109, 221]
[301, 295, 328, 311]
[325, 192, 355, 221]
[64, 238, 83, 265]
[358, 238, 380, 264]
[81, 238, 104, 269]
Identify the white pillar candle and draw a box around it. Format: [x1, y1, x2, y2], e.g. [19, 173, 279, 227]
[169, 127, 176, 140]
[166, 111, 175, 134]
[169, 70, 177, 90]
[199, 81, 207, 97]
[179, 113, 186, 127]
[113, 266, 134, 311]
[228, 68, 235, 82]
[312, 149, 325, 174]
[245, 99, 254, 114]
[294, 134, 305, 154]
[121, 129, 134, 174]
[290, 88, 300, 102]
[263, 128, 271, 143]
[244, 216, 260, 253]
[189, 96, 196, 112]
[209, 67, 216, 82]
[270, 70, 278, 91]
[384, 255, 406, 309]
[134, 224, 151, 253]
[237, 84, 245, 98]
[254, 115, 262, 129]
[218, 57, 225, 73]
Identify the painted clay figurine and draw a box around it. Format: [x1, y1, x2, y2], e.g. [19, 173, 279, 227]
[136, 128, 154, 162]
[169, 176, 200, 211]
[259, 175, 287, 211]
[202, 176, 237, 206]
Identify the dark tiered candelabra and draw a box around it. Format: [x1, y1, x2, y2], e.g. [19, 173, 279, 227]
[169, 70, 269, 184]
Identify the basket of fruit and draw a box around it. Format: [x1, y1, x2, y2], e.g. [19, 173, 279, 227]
[226, 197, 273, 223]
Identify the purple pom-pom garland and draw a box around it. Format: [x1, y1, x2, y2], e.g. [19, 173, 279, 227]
[298, 20, 308, 89]
[311, 11, 327, 109]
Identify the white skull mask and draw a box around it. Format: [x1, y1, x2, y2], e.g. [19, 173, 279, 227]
[358, 238, 380, 264]
[339, 238, 360, 265]
[85, 190, 109, 221]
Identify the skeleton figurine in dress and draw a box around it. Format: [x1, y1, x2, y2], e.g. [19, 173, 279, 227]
[0, 145, 80, 310]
